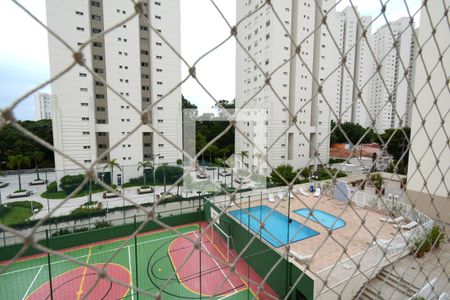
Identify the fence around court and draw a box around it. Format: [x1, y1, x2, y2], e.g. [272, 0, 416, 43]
[0, 0, 449, 299]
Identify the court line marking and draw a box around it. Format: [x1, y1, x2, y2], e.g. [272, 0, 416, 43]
[21, 265, 43, 300]
[127, 246, 134, 300]
[76, 246, 92, 300]
[218, 290, 240, 300]
[193, 232, 238, 294]
[1, 229, 198, 276]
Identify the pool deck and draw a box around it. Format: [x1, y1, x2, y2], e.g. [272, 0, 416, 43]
[228, 191, 400, 273]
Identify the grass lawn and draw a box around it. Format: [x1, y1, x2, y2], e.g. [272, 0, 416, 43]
[0, 201, 42, 225]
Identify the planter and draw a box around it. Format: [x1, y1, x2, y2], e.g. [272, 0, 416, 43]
[0, 182, 9, 188]
[7, 190, 32, 198]
[102, 190, 121, 199]
[157, 192, 174, 201]
[219, 171, 231, 177]
[29, 179, 45, 186]
[416, 250, 425, 258]
[137, 187, 154, 194]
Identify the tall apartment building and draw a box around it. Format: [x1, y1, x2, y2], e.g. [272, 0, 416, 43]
[407, 0, 450, 223]
[235, 0, 337, 174]
[369, 17, 416, 132]
[46, 0, 182, 183]
[34, 92, 52, 120]
[331, 7, 372, 127]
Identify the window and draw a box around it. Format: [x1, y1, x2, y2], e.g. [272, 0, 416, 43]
[95, 81, 104, 86]
[141, 62, 149, 67]
[157, 81, 163, 85]
[92, 28, 102, 34]
[155, 15, 161, 19]
[81, 103, 88, 106]
[96, 94, 105, 99]
[156, 42, 162, 46]
[83, 146, 91, 149]
[158, 144, 164, 147]
[96, 107, 106, 112]
[156, 68, 162, 72]
[92, 15, 101, 21]
[75, 11, 84, 15]
[140, 25, 148, 31]
[82, 131, 90, 135]
[93, 42, 102, 47]
[93, 55, 103, 61]
[79, 73, 87, 77]
[156, 55, 162, 59]
[76, 27, 85, 31]
[84, 160, 92, 163]
[80, 88, 88, 92]
[155, 1, 161, 6]
[141, 50, 149, 55]
[94, 68, 104, 74]
[91, 1, 100, 7]
[158, 119, 163, 123]
[82, 117, 89, 121]
[97, 119, 106, 124]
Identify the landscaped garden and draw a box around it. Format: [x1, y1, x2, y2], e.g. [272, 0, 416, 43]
[0, 201, 43, 225]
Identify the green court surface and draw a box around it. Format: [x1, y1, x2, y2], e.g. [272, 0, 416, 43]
[0, 223, 276, 299]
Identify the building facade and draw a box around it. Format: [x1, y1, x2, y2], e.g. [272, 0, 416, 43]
[34, 92, 53, 120]
[331, 7, 373, 127]
[369, 18, 416, 132]
[46, 0, 182, 183]
[235, 0, 337, 174]
[407, 0, 450, 223]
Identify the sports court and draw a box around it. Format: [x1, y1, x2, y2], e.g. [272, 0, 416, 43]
[0, 223, 277, 299]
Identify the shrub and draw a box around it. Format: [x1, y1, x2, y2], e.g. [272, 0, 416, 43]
[51, 228, 70, 237]
[60, 174, 86, 194]
[428, 225, 445, 248]
[73, 227, 89, 233]
[47, 181, 58, 193]
[95, 220, 112, 229]
[270, 164, 296, 185]
[155, 165, 183, 185]
[176, 159, 183, 165]
[329, 158, 345, 164]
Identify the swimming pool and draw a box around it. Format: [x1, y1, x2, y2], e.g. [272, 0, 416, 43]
[294, 209, 346, 230]
[228, 205, 319, 248]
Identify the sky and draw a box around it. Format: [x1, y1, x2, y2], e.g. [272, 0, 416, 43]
[0, 0, 420, 120]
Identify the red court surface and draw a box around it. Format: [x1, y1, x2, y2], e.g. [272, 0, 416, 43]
[27, 263, 130, 300]
[168, 230, 278, 299]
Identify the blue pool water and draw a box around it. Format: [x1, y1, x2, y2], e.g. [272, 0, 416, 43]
[228, 205, 319, 247]
[294, 209, 346, 230]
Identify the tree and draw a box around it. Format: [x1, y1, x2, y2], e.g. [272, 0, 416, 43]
[380, 127, 411, 162]
[206, 144, 219, 163]
[330, 120, 373, 145]
[103, 159, 122, 185]
[238, 150, 249, 170]
[31, 151, 45, 180]
[0, 120, 53, 169]
[137, 161, 153, 186]
[7, 154, 31, 191]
